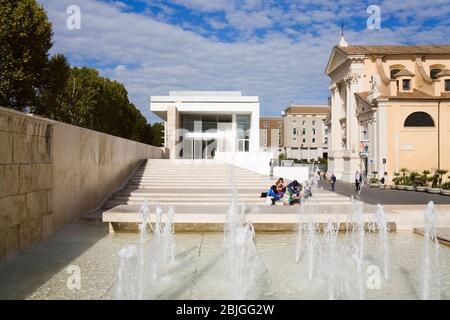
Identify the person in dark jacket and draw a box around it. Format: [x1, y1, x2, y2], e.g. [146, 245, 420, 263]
[285, 180, 302, 205]
[355, 171, 362, 192]
[267, 185, 283, 205]
[330, 173, 337, 191]
[269, 159, 274, 178]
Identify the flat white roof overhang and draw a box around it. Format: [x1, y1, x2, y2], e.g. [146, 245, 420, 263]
[150, 96, 259, 121]
[185, 131, 232, 139]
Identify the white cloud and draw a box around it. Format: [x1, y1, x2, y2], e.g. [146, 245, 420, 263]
[38, 0, 449, 124]
[113, 64, 128, 73]
[205, 17, 228, 30]
[170, 0, 234, 12]
[109, 1, 130, 11]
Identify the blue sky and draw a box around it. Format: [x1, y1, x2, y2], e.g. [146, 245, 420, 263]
[39, 0, 450, 123]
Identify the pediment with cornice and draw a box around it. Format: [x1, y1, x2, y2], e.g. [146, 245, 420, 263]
[325, 47, 349, 76]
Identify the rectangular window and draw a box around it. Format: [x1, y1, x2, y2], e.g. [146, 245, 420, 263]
[182, 115, 200, 132]
[202, 115, 217, 132]
[237, 115, 250, 139]
[312, 138, 316, 143]
[445, 79, 450, 91]
[312, 128, 316, 135]
[263, 121, 267, 128]
[302, 138, 306, 143]
[237, 115, 250, 152]
[218, 115, 232, 122]
[312, 121, 316, 125]
[402, 79, 411, 91]
[292, 128, 297, 135]
[302, 121, 306, 125]
[302, 128, 306, 135]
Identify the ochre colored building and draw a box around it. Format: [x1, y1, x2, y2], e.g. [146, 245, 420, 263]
[325, 38, 450, 182]
[259, 116, 283, 152]
[282, 105, 329, 161]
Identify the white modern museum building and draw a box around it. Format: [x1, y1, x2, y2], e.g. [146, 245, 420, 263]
[150, 91, 260, 160]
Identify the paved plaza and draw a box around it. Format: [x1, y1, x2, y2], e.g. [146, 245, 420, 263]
[319, 180, 450, 205]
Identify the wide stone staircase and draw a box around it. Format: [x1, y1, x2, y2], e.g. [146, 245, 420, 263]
[104, 159, 275, 207]
[99, 159, 354, 231]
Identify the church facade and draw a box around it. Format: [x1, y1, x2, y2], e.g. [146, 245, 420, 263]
[325, 38, 450, 182]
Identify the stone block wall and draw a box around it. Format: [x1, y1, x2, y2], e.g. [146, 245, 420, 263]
[0, 109, 53, 259]
[0, 107, 167, 260]
[51, 121, 166, 229]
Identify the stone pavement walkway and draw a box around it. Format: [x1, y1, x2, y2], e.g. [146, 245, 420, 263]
[319, 180, 450, 205]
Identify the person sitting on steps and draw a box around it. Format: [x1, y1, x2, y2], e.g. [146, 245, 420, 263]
[284, 180, 302, 205]
[267, 185, 283, 205]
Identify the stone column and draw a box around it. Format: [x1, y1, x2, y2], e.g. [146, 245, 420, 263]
[329, 85, 344, 178]
[231, 113, 237, 152]
[340, 74, 363, 182]
[368, 119, 376, 175]
[166, 105, 178, 159]
[250, 109, 260, 152]
[345, 80, 352, 149]
[348, 75, 361, 154]
[330, 86, 342, 154]
[376, 103, 388, 177]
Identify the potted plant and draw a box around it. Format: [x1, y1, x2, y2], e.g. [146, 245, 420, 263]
[427, 170, 442, 194]
[416, 170, 430, 192]
[441, 175, 450, 195]
[369, 177, 380, 188]
[391, 172, 400, 189]
[369, 171, 379, 188]
[437, 169, 448, 186]
[441, 181, 450, 196]
[405, 171, 418, 191]
[396, 168, 408, 190]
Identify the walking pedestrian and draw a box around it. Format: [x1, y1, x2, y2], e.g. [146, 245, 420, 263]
[269, 159, 274, 178]
[355, 171, 362, 192]
[381, 171, 389, 190]
[330, 173, 337, 191]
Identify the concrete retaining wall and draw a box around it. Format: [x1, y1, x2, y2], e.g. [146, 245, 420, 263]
[0, 107, 166, 260]
[215, 151, 274, 175]
[273, 166, 309, 183]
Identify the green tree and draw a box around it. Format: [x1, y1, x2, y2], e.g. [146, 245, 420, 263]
[51, 66, 155, 144]
[34, 54, 71, 117]
[92, 77, 131, 136]
[61, 67, 103, 127]
[150, 122, 164, 147]
[1, 0, 158, 146]
[0, 0, 53, 110]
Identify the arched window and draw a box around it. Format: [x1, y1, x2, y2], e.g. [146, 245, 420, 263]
[390, 69, 401, 79]
[404, 112, 435, 127]
[389, 64, 405, 79]
[430, 68, 442, 79]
